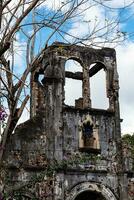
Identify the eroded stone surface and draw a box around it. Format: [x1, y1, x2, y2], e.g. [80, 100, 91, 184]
[3, 42, 133, 200]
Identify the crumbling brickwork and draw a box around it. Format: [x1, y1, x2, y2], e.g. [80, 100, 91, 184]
[3, 42, 133, 200]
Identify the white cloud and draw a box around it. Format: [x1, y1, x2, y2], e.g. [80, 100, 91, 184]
[5, 33, 27, 77]
[39, 0, 59, 10]
[65, 43, 134, 134]
[116, 42, 134, 133]
[64, 1, 121, 45]
[90, 70, 109, 109]
[102, 0, 134, 8]
[65, 23, 134, 134]
[3, 0, 133, 135]
[2, 0, 29, 26]
[39, 0, 71, 12]
[65, 78, 82, 106]
[41, 0, 61, 10]
[63, 0, 134, 134]
[18, 105, 30, 124]
[65, 59, 82, 72]
[64, 60, 82, 105]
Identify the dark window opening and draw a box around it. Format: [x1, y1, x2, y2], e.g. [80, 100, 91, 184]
[90, 62, 109, 109]
[75, 190, 106, 200]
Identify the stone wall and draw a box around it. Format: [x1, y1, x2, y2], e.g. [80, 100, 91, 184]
[2, 42, 133, 200]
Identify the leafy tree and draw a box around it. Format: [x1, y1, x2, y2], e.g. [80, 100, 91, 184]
[122, 133, 134, 158]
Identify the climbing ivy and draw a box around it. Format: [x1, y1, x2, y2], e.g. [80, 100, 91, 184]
[122, 133, 134, 158]
[1, 152, 102, 199]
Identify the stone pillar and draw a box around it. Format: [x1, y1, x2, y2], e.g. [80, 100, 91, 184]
[30, 71, 39, 117]
[42, 55, 64, 162]
[30, 69, 45, 118]
[83, 64, 91, 108]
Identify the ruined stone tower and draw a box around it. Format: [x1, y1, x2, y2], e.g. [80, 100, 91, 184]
[4, 43, 133, 199]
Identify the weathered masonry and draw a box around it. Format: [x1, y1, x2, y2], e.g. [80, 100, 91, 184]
[4, 42, 133, 199]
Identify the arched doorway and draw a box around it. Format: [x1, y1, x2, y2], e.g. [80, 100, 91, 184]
[74, 190, 106, 200]
[66, 182, 117, 200]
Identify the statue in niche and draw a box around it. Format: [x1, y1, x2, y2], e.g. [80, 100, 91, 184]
[79, 115, 100, 150]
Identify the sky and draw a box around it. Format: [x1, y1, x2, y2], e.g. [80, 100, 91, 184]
[5, 0, 134, 135]
[44, 0, 134, 134]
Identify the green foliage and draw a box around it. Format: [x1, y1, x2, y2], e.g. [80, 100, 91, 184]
[2, 152, 102, 199]
[122, 133, 134, 158]
[122, 133, 134, 146]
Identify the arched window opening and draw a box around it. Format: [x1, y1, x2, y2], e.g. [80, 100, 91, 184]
[35, 64, 50, 86]
[65, 59, 82, 72]
[64, 78, 82, 106]
[90, 63, 109, 109]
[75, 190, 106, 200]
[64, 59, 82, 107]
[38, 74, 44, 85]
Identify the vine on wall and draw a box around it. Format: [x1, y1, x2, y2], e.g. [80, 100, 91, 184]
[1, 152, 103, 199]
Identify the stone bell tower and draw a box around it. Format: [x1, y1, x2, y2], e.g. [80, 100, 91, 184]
[4, 42, 133, 200]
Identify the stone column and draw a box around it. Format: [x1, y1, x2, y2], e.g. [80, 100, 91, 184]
[83, 64, 91, 108]
[42, 54, 64, 162]
[30, 71, 40, 117]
